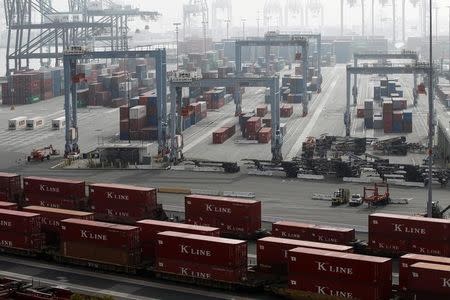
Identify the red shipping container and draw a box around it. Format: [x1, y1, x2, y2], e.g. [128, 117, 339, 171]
[399, 254, 450, 292]
[129, 117, 146, 131]
[407, 262, 450, 296]
[357, 107, 365, 118]
[258, 127, 271, 144]
[119, 106, 129, 121]
[24, 195, 87, 210]
[288, 247, 392, 284]
[288, 274, 391, 300]
[155, 258, 247, 283]
[60, 218, 140, 250]
[369, 213, 450, 241]
[23, 206, 94, 233]
[257, 237, 353, 274]
[369, 234, 409, 254]
[212, 128, 228, 144]
[156, 231, 247, 268]
[185, 195, 261, 238]
[246, 117, 262, 135]
[0, 172, 21, 194]
[89, 183, 157, 207]
[256, 104, 268, 117]
[23, 176, 85, 200]
[0, 231, 44, 251]
[410, 239, 449, 257]
[120, 119, 129, 133]
[0, 208, 41, 234]
[272, 221, 355, 245]
[138, 220, 220, 262]
[0, 201, 18, 210]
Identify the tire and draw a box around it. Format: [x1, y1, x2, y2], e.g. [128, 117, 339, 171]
[46, 155, 50, 160]
[27, 156, 31, 162]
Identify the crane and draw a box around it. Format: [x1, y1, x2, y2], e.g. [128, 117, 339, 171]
[211, 0, 232, 39]
[340, 0, 358, 35]
[284, 0, 304, 28]
[305, 0, 324, 30]
[264, 0, 283, 31]
[183, 0, 208, 40]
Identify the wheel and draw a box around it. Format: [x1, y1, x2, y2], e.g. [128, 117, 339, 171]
[46, 155, 50, 160]
[27, 156, 31, 162]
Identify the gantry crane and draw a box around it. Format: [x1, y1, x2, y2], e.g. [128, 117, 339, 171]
[62, 48, 167, 157]
[211, 0, 232, 38]
[284, 0, 304, 27]
[263, 0, 283, 30]
[169, 74, 282, 162]
[183, 0, 208, 40]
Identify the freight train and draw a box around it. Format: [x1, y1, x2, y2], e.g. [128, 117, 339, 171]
[0, 172, 449, 300]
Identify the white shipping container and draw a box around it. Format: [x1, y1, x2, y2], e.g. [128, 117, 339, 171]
[129, 105, 146, 120]
[26, 117, 45, 130]
[8, 116, 27, 130]
[52, 117, 66, 130]
[198, 101, 207, 112]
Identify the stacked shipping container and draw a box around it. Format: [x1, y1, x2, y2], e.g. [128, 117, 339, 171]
[288, 247, 392, 300]
[0, 208, 44, 251]
[0, 172, 21, 203]
[185, 195, 261, 238]
[60, 218, 141, 266]
[89, 183, 158, 224]
[369, 213, 450, 256]
[23, 177, 87, 210]
[155, 231, 248, 283]
[256, 237, 353, 275]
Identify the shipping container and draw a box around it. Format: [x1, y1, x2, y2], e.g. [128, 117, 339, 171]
[0, 208, 41, 234]
[369, 213, 450, 241]
[0, 172, 21, 202]
[23, 206, 94, 234]
[24, 195, 87, 210]
[156, 231, 247, 268]
[288, 247, 392, 284]
[410, 239, 449, 257]
[0, 201, 18, 210]
[0, 231, 44, 251]
[23, 176, 86, 200]
[407, 262, 450, 296]
[258, 127, 271, 144]
[25, 117, 45, 130]
[8, 116, 27, 130]
[399, 254, 450, 292]
[60, 218, 140, 250]
[51, 116, 66, 130]
[288, 274, 391, 300]
[257, 237, 353, 274]
[272, 221, 355, 244]
[155, 258, 247, 284]
[185, 194, 261, 238]
[256, 105, 268, 117]
[369, 234, 409, 255]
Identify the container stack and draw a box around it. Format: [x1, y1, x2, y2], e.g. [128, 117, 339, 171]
[76, 89, 89, 108]
[245, 117, 262, 140]
[287, 247, 392, 300]
[60, 218, 141, 267]
[89, 183, 158, 225]
[39, 70, 53, 100]
[185, 195, 261, 239]
[23, 177, 87, 210]
[0, 172, 21, 203]
[256, 237, 353, 275]
[364, 99, 374, 129]
[256, 104, 268, 117]
[369, 213, 450, 257]
[280, 104, 294, 118]
[392, 97, 407, 110]
[129, 105, 147, 140]
[51, 68, 63, 97]
[203, 88, 225, 109]
[392, 111, 403, 133]
[258, 127, 271, 144]
[6, 72, 41, 105]
[403, 111, 413, 133]
[0, 208, 44, 252]
[383, 99, 393, 133]
[23, 206, 94, 245]
[212, 124, 236, 144]
[137, 220, 220, 263]
[155, 231, 248, 284]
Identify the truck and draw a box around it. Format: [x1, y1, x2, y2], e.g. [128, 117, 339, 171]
[331, 188, 350, 206]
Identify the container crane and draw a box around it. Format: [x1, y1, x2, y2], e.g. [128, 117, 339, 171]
[183, 0, 208, 40]
[264, 0, 283, 30]
[284, 0, 304, 28]
[211, 0, 232, 39]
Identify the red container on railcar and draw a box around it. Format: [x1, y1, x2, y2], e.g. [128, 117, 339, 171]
[0, 208, 41, 234]
[23, 176, 86, 200]
[406, 262, 450, 297]
[156, 231, 247, 268]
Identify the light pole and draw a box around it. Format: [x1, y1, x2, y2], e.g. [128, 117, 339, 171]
[173, 22, 181, 70]
[427, 0, 434, 217]
[257, 11, 261, 37]
[433, 6, 438, 41]
[224, 19, 230, 40]
[241, 18, 246, 39]
[393, 0, 396, 43]
[202, 20, 208, 54]
[448, 6, 450, 60]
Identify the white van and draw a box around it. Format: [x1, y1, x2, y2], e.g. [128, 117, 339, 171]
[26, 117, 45, 130]
[51, 116, 66, 130]
[8, 116, 27, 130]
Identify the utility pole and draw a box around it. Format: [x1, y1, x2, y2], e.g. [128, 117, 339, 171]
[402, 0, 406, 41]
[448, 6, 450, 60]
[393, 0, 396, 43]
[224, 19, 230, 40]
[341, 0, 344, 36]
[434, 6, 438, 41]
[173, 22, 181, 70]
[372, 0, 375, 37]
[427, 0, 434, 218]
[361, 0, 365, 36]
[257, 11, 261, 37]
[241, 18, 246, 39]
[202, 20, 208, 54]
